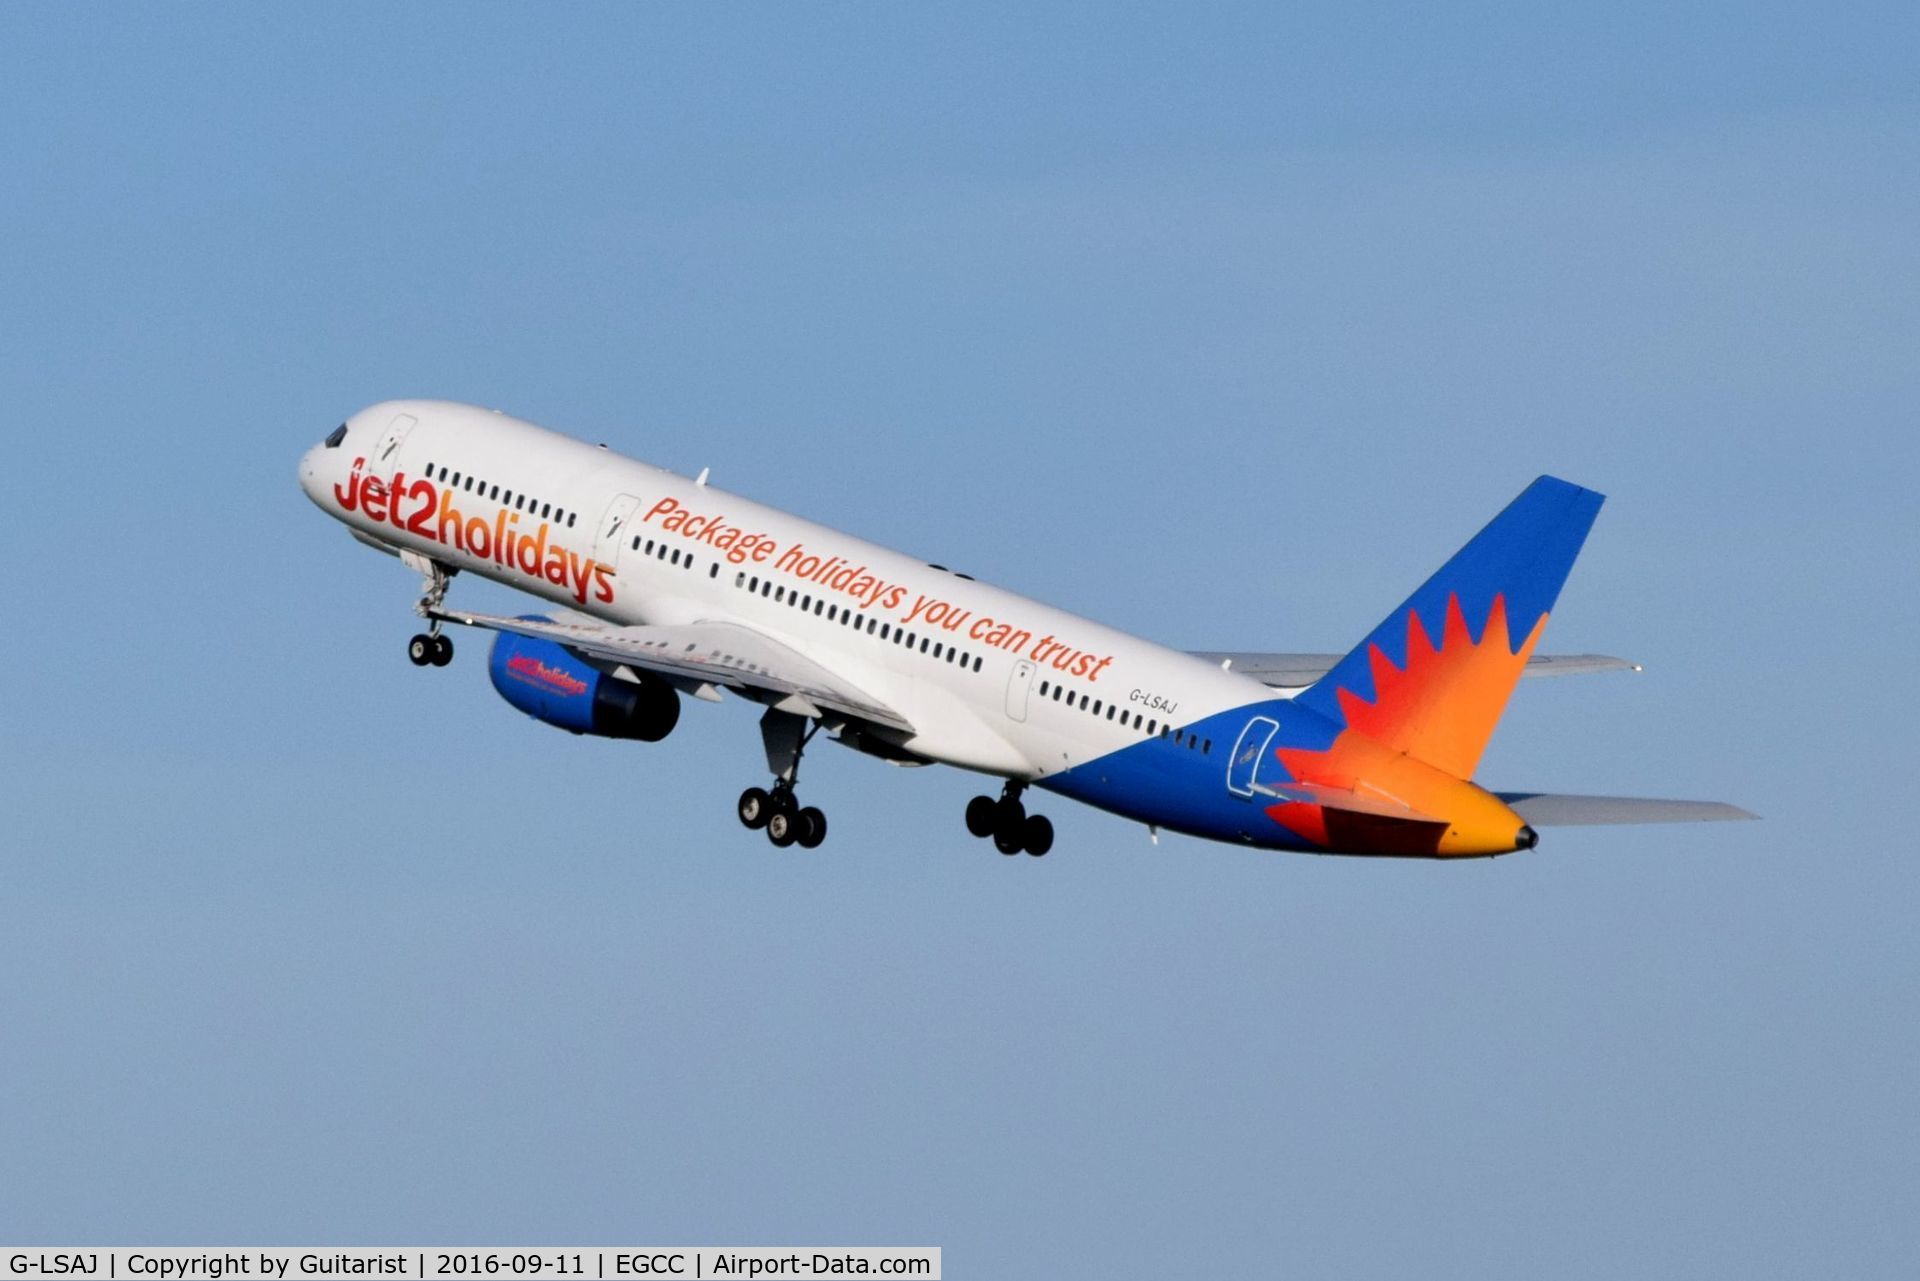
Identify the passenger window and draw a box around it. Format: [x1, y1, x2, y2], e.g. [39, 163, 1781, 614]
[1203, 739, 1212, 754]
[748, 576, 759, 591]
[1092, 700, 1102, 716]
[972, 656, 983, 672]
[920, 638, 929, 654]
[1040, 681, 1050, 697]
[452, 473, 462, 486]
[489, 485, 499, 500]
[567, 513, 577, 528]
[880, 624, 891, 640]
[464, 477, 474, 491]
[631, 536, 640, 550]
[709, 564, 718, 578]
[540, 503, 550, 518]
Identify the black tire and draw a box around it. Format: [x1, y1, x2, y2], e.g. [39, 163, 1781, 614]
[407, 634, 433, 666]
[965, 795, 997, 839]
[430, 633, 454, 666]
[767, 809, 799, 848]
[995, 796, 1026, 831]
[993, 828, 1024, 855]
[1023, 815, 1054, 857]
[797, 807, 827, 849]
[738, 786, 772, 829]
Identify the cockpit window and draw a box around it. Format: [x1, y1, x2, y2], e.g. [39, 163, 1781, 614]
[323, 423, 348, 448]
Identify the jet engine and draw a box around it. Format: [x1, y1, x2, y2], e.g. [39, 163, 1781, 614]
[487, 628, 679, 742]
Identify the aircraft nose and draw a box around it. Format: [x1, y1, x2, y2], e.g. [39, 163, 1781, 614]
[298, 444, 325, 503]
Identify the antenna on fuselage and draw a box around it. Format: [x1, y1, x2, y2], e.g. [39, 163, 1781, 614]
[695, 467, 710, 487]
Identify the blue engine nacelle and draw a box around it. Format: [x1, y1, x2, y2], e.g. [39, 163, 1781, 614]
[488, 625, 680, 742]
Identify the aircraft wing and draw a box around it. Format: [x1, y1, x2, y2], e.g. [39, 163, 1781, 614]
[1495, 793, 1758, 826]
[429, 607, 915, 734]
[1188, 651, 1641, 688]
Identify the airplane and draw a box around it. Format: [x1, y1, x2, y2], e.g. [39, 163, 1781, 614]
[298, 400, 1753, 858]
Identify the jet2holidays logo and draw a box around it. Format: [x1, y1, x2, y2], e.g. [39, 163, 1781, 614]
[333, 457, 614, 605]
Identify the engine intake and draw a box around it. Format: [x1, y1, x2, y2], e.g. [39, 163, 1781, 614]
[488, 624, 679, 742]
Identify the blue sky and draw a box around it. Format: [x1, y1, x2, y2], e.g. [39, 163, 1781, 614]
[1, 4, 1915, 1275]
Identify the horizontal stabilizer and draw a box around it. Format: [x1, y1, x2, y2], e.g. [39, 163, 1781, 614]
[1496, 792, 1758, 826]
[1190, 650, 1639, 688]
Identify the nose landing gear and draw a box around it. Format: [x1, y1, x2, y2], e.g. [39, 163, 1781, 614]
[402, 552, 457, 668]
[407, 632, 453, 667]
[965, 783, 1053, 857]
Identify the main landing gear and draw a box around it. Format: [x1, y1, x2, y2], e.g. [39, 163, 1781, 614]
[403, 551, 457, 668]
[737, 783, 826, 849]
[737, 708, 828, 849]
[965, 782, 1053, 857]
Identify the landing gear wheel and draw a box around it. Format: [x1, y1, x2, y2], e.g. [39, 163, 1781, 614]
[407, 634, 434, 666]
[1022, 815, 1054, 857]
[797, 807, 827, 849]
[429, 633, 453, 666]
[965, 796, 997, 839]
[738, 787, 773, 830]
[766, 808, 799, 848]
[993, 800, 1027, 854]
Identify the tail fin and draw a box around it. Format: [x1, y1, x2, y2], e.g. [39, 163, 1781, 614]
[1295, 476, 1605, 780]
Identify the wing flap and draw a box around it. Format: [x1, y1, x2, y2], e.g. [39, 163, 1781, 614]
[431, 608, 914, 733]
[1496, 792, 1758, 826]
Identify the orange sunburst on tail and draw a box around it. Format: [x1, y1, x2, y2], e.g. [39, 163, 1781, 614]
[1259, 476, 1605, 855]
[1262, 593, 1547, 854]
[1331, 591, 1547, 781]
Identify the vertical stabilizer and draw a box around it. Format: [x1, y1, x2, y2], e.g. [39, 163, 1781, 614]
[1294, 476, 1604, 780]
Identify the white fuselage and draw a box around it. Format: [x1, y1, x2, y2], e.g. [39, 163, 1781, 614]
[299, 400, 1278, 785]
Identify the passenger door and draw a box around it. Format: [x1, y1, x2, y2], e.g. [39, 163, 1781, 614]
[1004, 658, 1035, 722]
[595, 493, 644, 573]
[1226, 715, 1280, 798]
[364, 412, 417, 480]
